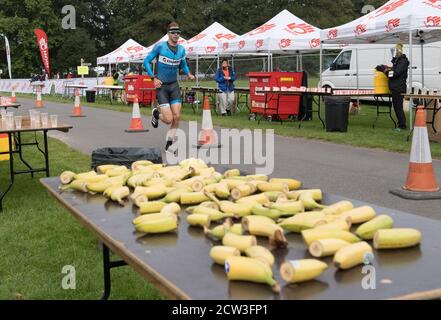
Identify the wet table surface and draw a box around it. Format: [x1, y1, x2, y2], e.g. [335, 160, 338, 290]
[41, 177, 441, 300]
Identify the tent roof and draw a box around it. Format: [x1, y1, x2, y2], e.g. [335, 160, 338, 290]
[97, 39, 147, 65]
[321, 0, 441, 45]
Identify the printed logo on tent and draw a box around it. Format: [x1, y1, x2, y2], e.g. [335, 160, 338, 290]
[238, 40, 246, 50]
[255, 40, 264, 49]
[222, 42, 229, 51]
[247, 24, 276, 36]
[188, 47, 194, 52]
[116, 56, 124, 62]
[424, 0, 441, 9]
[309, 38, 321, 48]
[327, 29, 338, 39]
[205, 46, 216, 54]
[354, 24, 367, 36]
[372, 0, 408, 18]
[385, 18, 401, 32]
[126, 45, 143, 54]
[278, 39, 292, 49]
[214, 33, 236, 41]
[284, 23, 315, 35]
[425, 16, 441, 27]
[178, 39, 186, 45]
[186, 33, 206, 44]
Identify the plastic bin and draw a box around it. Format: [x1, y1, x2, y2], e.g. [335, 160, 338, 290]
[324, 97, 351, 132]
[91, 147, 163, 170]
[86, 90, 96, 103]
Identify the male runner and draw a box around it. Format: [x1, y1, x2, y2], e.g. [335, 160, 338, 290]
[144, 22, 195, 152]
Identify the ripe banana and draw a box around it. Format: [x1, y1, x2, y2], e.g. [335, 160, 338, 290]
[106, 174, 128, 186]
[210, 246, 240, 265]
[180, 192, 210, 205]
[80, 174, 109, 184]
[251, 204, 284, 220]
[223, 168, 241, 177]
[308, 239, 351, 258]
[340, 206, 376, 224]
[263, 191, 285, 202]
[139, 201, 167, 214]
[160, 202, 181, 215]
[257, 182, 289, 193]
[162, 186, 192, 203]
[204, 224, 230, 240]
[74, 170, 97, 181]
[278, 214, 325, 233]
[231, 183, 255, 200]
[298, 191, 326, 210]
[334, 241, 373, 270]
[186, 214, 211, 227]
[134, 215, 178, 234]
[287, 189, 323, 201]
[127, 173, 153, 188]
[106, 166, 130, 177]
[192, 206, 233, 222]
[280, 259, 328, 283]
[302, 228, 361, 246]
[229, 223, 243, 235]
[264, 201, 304, 216]
[215, 183, 230, 199]
[132, 184, 167, 200]
[242, 218, 287, 248]
[60, 180, 88, 193]
[103, 185, 121, 198]
[222, 232, 257, 252]
[355, 215, 394, 240]
[314, 218, 351, 231]
[190, 179, 205, 192]
[86, 181, 114, 194]
[243, 215, 276, 226]
[131, 160, 153, 171]
[133, 211, 175, 225]
[96, 164, 118, 174]
[269, 178, 302, 191]
[219, 201, 255, 217]
[246, 174, 269, 182]
[320, 201, 354, 215]
[133, 194, 148, 207]
[225, 256, 280, 293]
[60, 171, 76, 184]
[245, 246, 275, 266]
[373, 228, 422, 249]
[110, 186, 130, 205]
[143, 178, 173, 188]
[199, 201, 219, 210]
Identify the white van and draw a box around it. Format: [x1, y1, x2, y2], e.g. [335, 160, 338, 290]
[321, 42, 441, 92]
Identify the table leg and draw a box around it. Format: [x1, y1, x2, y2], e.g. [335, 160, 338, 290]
[317, 97, 325, 129]
[257, 93, 268, 124]
[0, 133, 15, 212]
[388, 97, 397, 128]
[43, 131, 50, 177]
[16, 133, 34, 178]
[100, 243, 127, 300]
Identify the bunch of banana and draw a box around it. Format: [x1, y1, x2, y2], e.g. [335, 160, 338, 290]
[139, 201, 167, 214]
[134, 214, 178, 234]
[298, 191, 326, 211]
[60, 171, 76, 184]
[225, 256, 280, 293]
[269, 178, 302, 191]
[222, 232, 257, 252]
[231, 183, 256, 200]
[339, 206, 376, 224]
[251, 204, 284, 220]
[106, 166, 130, 177]
[373, 228, 421, 249]
[210, 246, 240, 265]
[302, 228, 361, 246]
[187, 214, 211, 227]
[60, 180, 88, 193]
[264, 201, 304, 216]
[109, 186, 130, 205]
[287, 189, 322, 201]
[180, 192, 210, 205]
[97, 164, 119, 174]
[244, 246, 275, 266]
[280, 259, 328, 283]
[319, 201, 354, 216]
[355, 215, 394, 240]
[308, 239, 351, 258]
[334, 242, 373, 269]
[242, 218, 288, 248]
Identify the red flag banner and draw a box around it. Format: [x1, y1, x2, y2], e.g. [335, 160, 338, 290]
[34, 29, 50, 78]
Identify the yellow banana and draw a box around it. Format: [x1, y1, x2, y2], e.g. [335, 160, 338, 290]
[320, 201, 354, 215]
[355, 215, 394, 240]
[245, 174, 269, 181]
[257, 182, 289, 193]
[133, 211, 175, 225]
[86, 181, 114, 194]
[103, 185, 121, 198]
[106, 174, 128, 186]
[229, 223, 243, 235]
[106, 166, 130, 177]
[334, 242, 373, 270]
[231, 183, 255, 200]
[80, 174, 109, 184]
[199, 201, 219, 210]
[192, 206, 234, 222]
[96, 165, 118, 174]
[298, 191, 326, 210]
[133, 184, 167, 200]
[244, 246, 275, 266]
[215, 183, 230, 199]
[204, 224, 230, 240]
[160, 202, 181, 215]
[340, 206, 376, 224]
[302, 228, 361, 246]
[139, 201, 167, 214]
[219, 201, 255, 217]
[221, 179, 248, 189]
[309, 239, 351, 258]
[190, 179, 205, 192]
[133, 194, 148, 207]
[130, 160, 153, 171]
[373, 228, 422, 249]
[127, 173, 153, 188]
[110, 186, 130, 205]
[314, 218, 351, 231]
[225, 256, 280, 293]
[242, 219, 288, 248]
[134, 215, 178, 234]
[162, 186, 192, 203]
[269, 178, 302, 190]
[60, 180, 88, 193]
[222, 232, 257, 252]
[186, 214, 211, 227]
[180, 192, 209, 205]
[264, 201, 304, 216]
[223, 168, 241, 177]
[287, 189, 323, 201]
[60, 171, 76, 184]
[143, 178, 173, 188]
[280, 259, 328, 283]
[263, 191, 285, 202]
[210, 246, 241, 265]
[243, 215, 276, 226]
[74, 170, 97, 180]
[251, 204, 284, 220]
[278, 214, 325, 233]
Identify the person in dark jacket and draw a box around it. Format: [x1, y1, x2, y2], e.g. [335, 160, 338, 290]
[386, 43, 409, 131]
[215, 59, 237, 116]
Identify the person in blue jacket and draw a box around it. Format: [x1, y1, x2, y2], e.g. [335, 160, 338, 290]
[144, 22, 195, 152]
[215, 59, 237, 116]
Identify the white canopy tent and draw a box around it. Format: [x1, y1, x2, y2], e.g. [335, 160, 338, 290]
[129, 34, 187, 63]
[97, 39, 148, 73]
[321, 0, 441, 129]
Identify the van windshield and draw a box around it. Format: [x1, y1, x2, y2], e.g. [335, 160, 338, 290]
[334, 51, 352, 70]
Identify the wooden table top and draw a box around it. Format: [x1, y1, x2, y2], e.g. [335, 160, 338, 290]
[0, 116, 72, 134]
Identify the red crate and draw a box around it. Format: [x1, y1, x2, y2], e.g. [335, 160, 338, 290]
[248, 72, 303, 119]
[124, 75, 156, 105]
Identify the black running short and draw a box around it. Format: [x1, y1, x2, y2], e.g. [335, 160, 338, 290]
[156, 81, 181, 107]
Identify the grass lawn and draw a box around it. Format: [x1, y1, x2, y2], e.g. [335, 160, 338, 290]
[0, 134, 163, 299]
[7, 87, 441, 158]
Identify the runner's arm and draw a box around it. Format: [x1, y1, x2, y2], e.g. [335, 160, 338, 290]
[180, 56, 191, 76]
[144, 44, 160, 78]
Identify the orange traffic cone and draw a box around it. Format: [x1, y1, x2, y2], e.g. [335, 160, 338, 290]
[390, 106, 441, 200]
[70, 89, 86, 117]
[125, 96, 149, 132]
[35, 88, 43, 108]
[11, 86, 17, 103]
[196, 96, 221, 149]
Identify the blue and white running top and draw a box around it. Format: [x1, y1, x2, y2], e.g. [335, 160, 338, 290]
[144, 41, 190, 84]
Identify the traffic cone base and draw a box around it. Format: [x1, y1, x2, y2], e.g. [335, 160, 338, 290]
[11, 91, 17, 103]
[35, 91, 44, 108]
[194, 96, 221, 149]
[390, 106, 441, 200]
[70, 89, 86, 117]
[125, 97, 148, 133]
